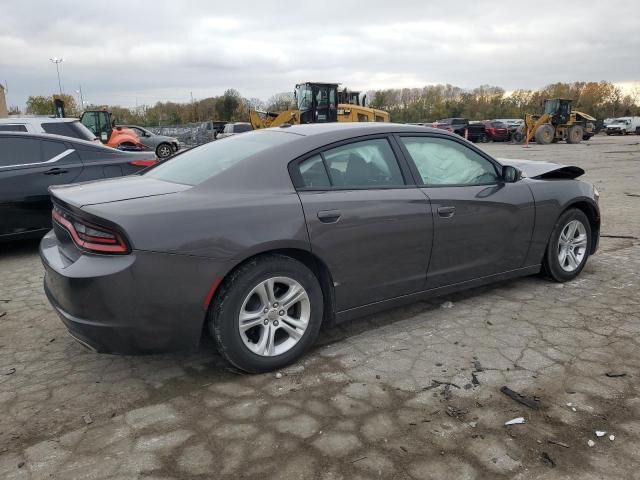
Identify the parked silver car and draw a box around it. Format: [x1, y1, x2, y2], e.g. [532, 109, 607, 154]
[0, 117, 98, 142]
[118, 125, 180, 158]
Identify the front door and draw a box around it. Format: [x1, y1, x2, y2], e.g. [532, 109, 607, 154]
[292, 137, 433, 311]
[396, 134, 535, 288]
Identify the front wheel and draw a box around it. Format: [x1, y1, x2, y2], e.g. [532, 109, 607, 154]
[543, 209, 591, 282]
[156, 143, 173, 159]
[210, 255, 323, 373]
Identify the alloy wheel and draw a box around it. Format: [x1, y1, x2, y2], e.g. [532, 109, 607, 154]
[557, 219, 588, 272]
[238, 276, 310, 357]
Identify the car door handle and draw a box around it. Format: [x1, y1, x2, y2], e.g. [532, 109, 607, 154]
[44, 168, 69, 175]
[437, 206, 456, 218]
[317, 210, 342, 223]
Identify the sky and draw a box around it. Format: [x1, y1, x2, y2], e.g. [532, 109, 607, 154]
[1, 0, 639, 109]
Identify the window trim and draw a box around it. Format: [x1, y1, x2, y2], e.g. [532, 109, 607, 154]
[289, 133, 416, 191]
[393, 132, 505, 188]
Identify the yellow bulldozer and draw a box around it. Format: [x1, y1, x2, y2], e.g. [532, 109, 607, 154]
[514, 98, 596, 144]
[250, 82, 389, 129]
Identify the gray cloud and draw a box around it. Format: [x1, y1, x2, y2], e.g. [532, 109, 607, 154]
[2, 0, 639, 109]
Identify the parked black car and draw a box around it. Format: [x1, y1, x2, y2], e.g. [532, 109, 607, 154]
[41, 123, 600, 373]
[0, 132, 158, 241]
[434, 118, 485, 142]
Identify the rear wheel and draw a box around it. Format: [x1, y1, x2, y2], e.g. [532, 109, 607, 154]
[210, 255, 323, 373]
[543, 208, 591, 282]
[156, 143, 173, 159]
[567, 125, 583, 144]
[534, 124, 555, 144]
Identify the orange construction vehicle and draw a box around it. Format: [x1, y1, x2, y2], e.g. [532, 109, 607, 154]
[80, 109, 149, 151]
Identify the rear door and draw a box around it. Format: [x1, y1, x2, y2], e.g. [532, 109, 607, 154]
[396, 134, 535, 288]
[292, 136, 433, 311]
[0, 136, 84, 236]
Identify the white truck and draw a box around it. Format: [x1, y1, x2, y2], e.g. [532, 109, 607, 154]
[605, 117, 640, 135]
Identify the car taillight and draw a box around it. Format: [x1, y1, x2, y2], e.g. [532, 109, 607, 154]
[52, 206, 129, 254]
[129, 159, 158, 167]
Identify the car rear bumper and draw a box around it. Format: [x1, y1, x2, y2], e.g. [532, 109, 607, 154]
[40, 230, 220, 354]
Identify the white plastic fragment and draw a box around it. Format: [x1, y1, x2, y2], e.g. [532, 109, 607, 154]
[572, 408, 577, 412]
[595, 431, 606, 437]
[275, 372, 283, 379]
[609, 435, 615, 441]
[441, 301, 454, 309]
[587, 440, 595, 447]
[566, 403, 572, 406]
[505, 417, 526, 425]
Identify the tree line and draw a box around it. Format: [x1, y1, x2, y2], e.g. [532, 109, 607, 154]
[22, 81, 639, 126]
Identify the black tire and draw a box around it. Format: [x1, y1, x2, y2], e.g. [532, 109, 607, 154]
[156, 143, 173, 159]
[534, 124, 555, 144]
[543, 208, 591, 282]
[209, 254, 324, 373]
[513, 127, 525, 144]
[567, 125, 583, 144]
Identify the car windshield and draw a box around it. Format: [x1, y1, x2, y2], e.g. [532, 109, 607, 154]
[145, 130, 296, 186]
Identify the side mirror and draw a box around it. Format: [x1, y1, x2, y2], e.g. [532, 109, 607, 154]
[100, 132, 108, 142]
[502, 165, 522, 183]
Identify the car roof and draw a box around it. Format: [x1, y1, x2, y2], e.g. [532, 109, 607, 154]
[272, 122, 444, 137]
[0, 117, 79, 123]
[0, 130, 113, 148]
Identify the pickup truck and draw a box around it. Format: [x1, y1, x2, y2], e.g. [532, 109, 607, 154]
[433, 118, 485, 142]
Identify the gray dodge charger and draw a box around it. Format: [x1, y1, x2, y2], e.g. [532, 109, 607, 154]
[40, 123, 600, 372]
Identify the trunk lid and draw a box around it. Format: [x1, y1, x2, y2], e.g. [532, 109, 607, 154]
[49, 176, 190, 209]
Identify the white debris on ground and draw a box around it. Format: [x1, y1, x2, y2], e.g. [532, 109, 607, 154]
[588, 440, 596, 447]
[596, 431, 606, 437]
[440, 301, 454, 309]
[505, 417, 526, 425]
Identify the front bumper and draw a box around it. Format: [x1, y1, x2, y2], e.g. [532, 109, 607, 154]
[40, 230, 219, 354]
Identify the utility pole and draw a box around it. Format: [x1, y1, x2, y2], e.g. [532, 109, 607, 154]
[49, 57, 64, 95]
[190, 91, 196, 122]
[75, 86, 84, 111]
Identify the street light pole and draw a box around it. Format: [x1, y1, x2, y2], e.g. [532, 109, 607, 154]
[49, 57, 64, 96]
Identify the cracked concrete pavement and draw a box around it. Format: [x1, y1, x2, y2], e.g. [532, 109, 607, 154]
[1, 135, 639, 479]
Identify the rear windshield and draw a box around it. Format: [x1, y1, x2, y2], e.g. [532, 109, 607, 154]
[145, 130, 296, 186]
[42, 121, 97, 141]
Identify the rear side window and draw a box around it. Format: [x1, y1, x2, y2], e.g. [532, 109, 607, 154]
[0, 137, 41, 167]
[42, 121, 96, 141]
[234, 124, 252, 133]
[0, 124, 28, 132]
[145, 130, 296, 186]
[42, 140, 68, 160]
[299, 155, 331, 188]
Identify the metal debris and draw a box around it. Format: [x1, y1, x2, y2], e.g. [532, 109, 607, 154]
[500, 386, 540, 410]
[5, 367, 16, 375]
[605, 372, 627, 378]
[548, 439, 570, 448]
[505, 417, 526, 425]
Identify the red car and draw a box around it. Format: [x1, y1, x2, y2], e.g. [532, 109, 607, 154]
[482, 121, 510, 142]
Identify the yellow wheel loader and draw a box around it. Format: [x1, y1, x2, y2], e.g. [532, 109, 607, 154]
[513, 98, 596, 144]
[250, 82, 389, 129]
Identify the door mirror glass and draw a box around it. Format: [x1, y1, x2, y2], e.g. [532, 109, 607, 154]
[502, 165, 521, 182]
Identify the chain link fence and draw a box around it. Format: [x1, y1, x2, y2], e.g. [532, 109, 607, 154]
[147, 121, 222, 148]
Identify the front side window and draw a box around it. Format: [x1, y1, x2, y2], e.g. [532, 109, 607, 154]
[296, 138, 405, 189]
[400, 136, 499, 186]
[145, 130, 296, 186]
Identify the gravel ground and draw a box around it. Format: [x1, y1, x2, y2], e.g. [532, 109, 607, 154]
[0, 134, 639, 479]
